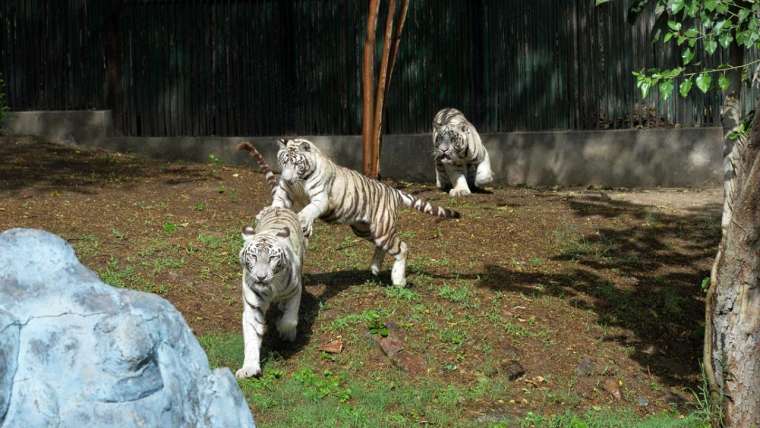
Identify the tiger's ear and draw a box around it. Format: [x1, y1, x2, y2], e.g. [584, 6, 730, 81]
[241, 225, 255, 241]
[459, 124, 469, 134]
[276, 227, 291, 238]
[277, 138, 288, 149]
[298, 140, 311, 152]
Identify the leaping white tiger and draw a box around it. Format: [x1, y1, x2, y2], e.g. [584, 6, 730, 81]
[432, 108, 494, 196]
[245, 138, 460, 288]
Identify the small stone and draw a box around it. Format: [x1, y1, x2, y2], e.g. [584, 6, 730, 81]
[603, 378, 622, 400]
[637, 396, 649, 407]
[503, 360, 526, 381]
[575, 356, 595, 377]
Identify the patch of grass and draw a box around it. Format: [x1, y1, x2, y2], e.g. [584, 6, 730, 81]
[162, 221, 178, 235]
[518, 409, 708, 428]
[437, 284, 471, 304]
[385, 286, 419, 301]
[99, 257, 135, 288]
[194, 201, 206, 212]
[330, 308, 388, 332]
[72, 234, 100, 259]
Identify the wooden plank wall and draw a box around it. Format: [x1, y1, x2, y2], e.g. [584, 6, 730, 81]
[0, 0, 748, 136]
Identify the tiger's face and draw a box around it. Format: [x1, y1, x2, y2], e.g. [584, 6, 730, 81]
[277, 138, 316, 183]
[433, 125, 469, 164]
[239, 226, 290, 289]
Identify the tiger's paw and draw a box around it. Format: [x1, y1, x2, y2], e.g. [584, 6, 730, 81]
[449, 187, 471, 197]
[236, 365, 262, 379]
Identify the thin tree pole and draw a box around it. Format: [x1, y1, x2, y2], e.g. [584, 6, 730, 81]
[370, 0, 397, 178]
[373, 0, 409, 178]
[362, 0, 381, 176]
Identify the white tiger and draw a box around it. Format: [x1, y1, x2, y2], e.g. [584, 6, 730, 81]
[432, 108, 494, 196]
[236, 205, 305, 379]
[269, 138, 460, 288]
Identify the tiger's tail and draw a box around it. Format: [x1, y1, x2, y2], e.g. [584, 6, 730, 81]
[397, 189, 461, 219]
[237, 142, 277, 190]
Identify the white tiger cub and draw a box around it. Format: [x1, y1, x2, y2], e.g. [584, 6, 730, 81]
[270, 138, 460, 288]
[432, 108, 494, 196]
[236, 206, 305, 379]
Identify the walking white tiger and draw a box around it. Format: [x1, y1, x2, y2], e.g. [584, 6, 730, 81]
[432, 108, 494, 196]
[236, 205, 305, 379]
[264, 138, 460, 288]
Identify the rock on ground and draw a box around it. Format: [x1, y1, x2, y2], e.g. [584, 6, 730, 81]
[0, 228, 255, 428]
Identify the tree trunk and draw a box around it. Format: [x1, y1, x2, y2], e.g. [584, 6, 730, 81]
[705, 44, 760, 425]
[373, 0, 409, 178]
[361, 0, 381, 177]
[370, 0, 397, 179]
[707, 104, 760, 426]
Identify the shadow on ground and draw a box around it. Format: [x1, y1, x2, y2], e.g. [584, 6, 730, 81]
[0, 137, 213, 194]
[478, 195, 721, 388]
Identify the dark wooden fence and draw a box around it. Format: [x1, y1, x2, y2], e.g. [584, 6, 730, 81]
[0, 0, 746, 136]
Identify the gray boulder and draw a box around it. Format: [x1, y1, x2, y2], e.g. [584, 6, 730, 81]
[0, 228, 255, 428]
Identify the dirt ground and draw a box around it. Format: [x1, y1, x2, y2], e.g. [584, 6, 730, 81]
[0, 136, 721, 424]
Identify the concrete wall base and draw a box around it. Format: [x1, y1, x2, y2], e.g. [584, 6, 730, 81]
[3, 110, 723, 187]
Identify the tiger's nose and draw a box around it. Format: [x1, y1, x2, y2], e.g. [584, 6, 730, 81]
[255, 273, 267, 282]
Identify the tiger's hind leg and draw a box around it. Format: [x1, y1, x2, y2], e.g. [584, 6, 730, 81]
[373, 231, 408, 288]
[351, 223, 385, 276]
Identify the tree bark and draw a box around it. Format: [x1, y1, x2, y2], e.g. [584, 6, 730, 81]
[707, 106, 760, 427]
[370, 0, 397, 178]
[705, 43, 760, 425]
[362, 0, 381, 177]
[373, 0, 409, 178]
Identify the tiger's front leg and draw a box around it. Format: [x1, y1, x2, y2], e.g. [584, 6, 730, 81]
[435, 160, 452, 192]
[444, 164, 471, 197]
[276, 284, 301, 342]
[237, 298, 268, 379]
[297, 193, 329, 238]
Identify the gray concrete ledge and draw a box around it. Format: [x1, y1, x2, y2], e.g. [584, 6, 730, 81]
[3, 110, 113, 144]
[3, 110, 722, 187]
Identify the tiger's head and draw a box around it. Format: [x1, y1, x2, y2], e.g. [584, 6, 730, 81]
[239, 225, 291, 289]
[433, 124, 470, 164]
[277, 138, 318, 183]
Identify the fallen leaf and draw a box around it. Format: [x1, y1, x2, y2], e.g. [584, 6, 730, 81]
[318, 337, 343, 354]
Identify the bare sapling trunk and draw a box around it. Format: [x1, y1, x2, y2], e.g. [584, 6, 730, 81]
[372, 0, 409, 178]
[361, 0, 409, 178]
[705, 44, 760, 426]
[361, 0, 380, 176]
[370, 0, 397, 178]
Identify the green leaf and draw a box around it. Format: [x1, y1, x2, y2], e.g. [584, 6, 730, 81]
[719, 74, 730, 92]
[739, 9, 750, 23]
[667, 20, 682, 32]
[696, 73, 712, 93]
[595, 0, 610, 5]
[664, 32, 674, 43]
[659, 79, 675, 100]
[682, 47, 695, 65]
[640, 80, 652, 98]
[704, 0, 718, 12]
[684, 27, 699, 38]
[679, 78, 693, 97]
[705, 38, 718, 55]
[719, 33, 733, 48]
[668, 0, 685, 14]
